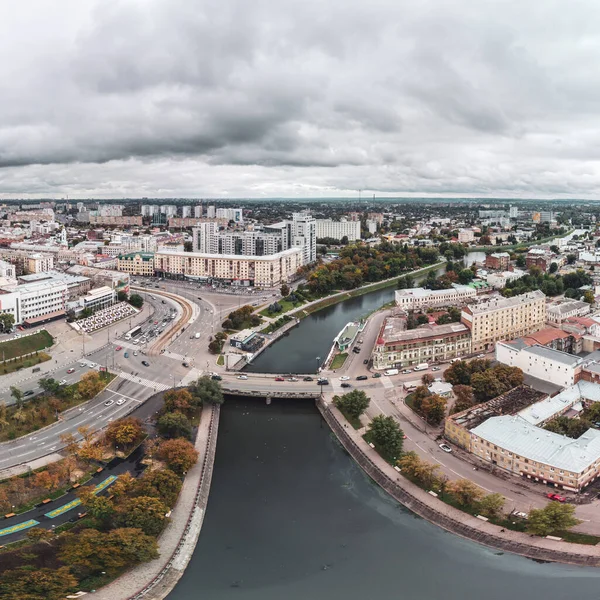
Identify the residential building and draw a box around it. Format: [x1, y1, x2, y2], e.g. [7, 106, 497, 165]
[486, 269, 526, 289]
[526, 248, 554, 272]
[395, 285, 477, 311]
[206, 205, 216, 218]
[547, 299, 591, 324]
[153, 247, 303, 287]
[160, 205, 177, 217]
[461, 290, 546, 352]
[117, 252, 156, 276]
[192, 222, 219, 253]
[27, 253, 54, 274]
[66, 265, 130, 295]
[485, 252, 510, 270]
[372, 319, 471, 370]
[89, 216, 143, 227]
[315, 219, 361, 242]
[216, 207, 243, 223]
[193, 204, 203, 218]
[495, 342, 583, 388]
[521, 327, 580, 354]
[181, 206, 191, 218]
[458, 228, 476, 243]
[291, 211, 317, 265]
[141, 205, 159, 217]
[168, 217, 224, 229]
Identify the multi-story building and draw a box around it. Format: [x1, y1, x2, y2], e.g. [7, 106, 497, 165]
[27, 253, 54, 274]
[395, 285, 477, 311]
[486, 269, 526, 289]
[153, 248, 303, 287]
[372, 319, 472, 370]
[117, 252, 155, 276]
[461, 290, 546, 352]
[315, 219, 361, 242]
[291, 212, 316, 265]
[526, 248, 554, 272]
[168, 217, 223, 229]
[67, 265, 130, 295]
[89, 216, 143, 227]
[181, 206, 191, 218]
[485, 252, 510, 270]
[458, 228, 476, 243]
[17, 279, 68, 325]
[547, 299, 591, 324]
[160, 205, 177, 217]
[193, 204, 203, 218]
[192, 222, 219, 253]
[215, 207, 243, 223]
[141, 205, 159, 217]
[496, 341, 583, 388]
[206, 205, 216, 219]
[78, 286, 116, 312]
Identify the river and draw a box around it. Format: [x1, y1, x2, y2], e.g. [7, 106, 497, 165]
[168, 398, 600, 600]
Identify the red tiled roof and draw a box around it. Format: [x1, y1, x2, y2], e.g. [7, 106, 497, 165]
[522, 327, 571, 346]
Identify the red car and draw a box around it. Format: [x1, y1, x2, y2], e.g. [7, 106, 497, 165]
[275, 377, 284, 382]
[546, 493, 566, 503]
[115, 346, 123, 351]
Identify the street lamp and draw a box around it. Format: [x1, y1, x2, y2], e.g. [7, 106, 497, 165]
[315, 356, 321, 373]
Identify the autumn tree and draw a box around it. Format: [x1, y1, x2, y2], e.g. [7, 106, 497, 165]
[133, 468, 182, 507]
[104, 417, 145, 450]
[33, 469, 60, 491]
[368, 415, 404, 461]
[26, 527, 55, 544]
[478, 493, 506, 519]
[189, 376, 224, 405]
[157, 438, 199, 475]
[111, 472, 136, 498]
[411, 385, 431, 412]
[77, 371, 105, 400]
[163, 388, 194, 414]
[421, 394, 447, 425]
[527, 502, 581, 537]
[280, 283, 290, 297]
[117, 495, 169, 535]
[9, 386, 23, 407]
[157, 411, 193, 439]
[421, 373, 434, 386]
[78, 488, 115, 524]
[333, 390, 370, 421]
[452, 385, 475, 413]
[0, 566, 77, 600]
[446, 478, 484, 507]
[397, 452, 444, 490]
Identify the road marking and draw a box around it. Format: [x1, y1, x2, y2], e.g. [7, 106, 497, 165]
[380, 376, 394, 389]
[118, 371, 170, 392]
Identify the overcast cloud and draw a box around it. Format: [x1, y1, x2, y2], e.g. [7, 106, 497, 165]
[2, 0, 600, 198]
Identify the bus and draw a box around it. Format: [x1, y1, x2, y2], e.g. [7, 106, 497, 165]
[125, 326, 142, 340]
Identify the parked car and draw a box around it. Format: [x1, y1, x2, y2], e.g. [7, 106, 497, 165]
[124, 352, 129, 358]
[182, 362, 189, 367]
[23, 390, 34, 397]
[372, 373, 381, 378]
[363, 359, 369, 365]
[356, 375, 368, 380]
[288, 377, 298, 382]
[59, 379, 67, 386]
[67, 368, 75, 374]
[431, 366, 441, 371]
[339, 376, 350, 381]
[512, 511, 529, 520]
[303, 376, 314, 381]
[439, 443, 452, 453]
[275, 377, 285, 382]
[115, 346, 123, 351]
[401, 369, 412, 374]
[341, 382, 352, 388]
[134, 351, 138, 356]
[211, 374, 222, 381]
[238, 375, 248, 380]
[352, 347, 361, 354]
[317, 378, 329, 385]
[104, 399, 115, 407]
[141, 361, 150, 367]
[546, 493, 566, 503]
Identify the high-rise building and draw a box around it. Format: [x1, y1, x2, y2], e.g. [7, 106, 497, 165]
[206, 205, 216, 219]
[216, 207, 243, 223]
[160, 205, 177, 217]
[141, 205, 159, 217]
[192, 222, 219, 253]
[315, 219, 361, 241]
[181, 206, 191, 218]
[194, 204, 203, 218]
[291, 211, 316, 265]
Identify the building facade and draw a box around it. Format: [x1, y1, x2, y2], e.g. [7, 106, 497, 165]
[485, 252, 510, 270]
[315, 219, 361, 241]
[117, 252, 156, 276]
[395, 285, 477, 311]
[547, 299, 591, 324]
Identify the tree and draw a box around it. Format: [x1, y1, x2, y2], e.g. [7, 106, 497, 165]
[79, 491, 115, 523]
[38, 377, 61, 395]
[446, 478, 484, 507]
[26, 526, 55, 544]
[9, 386, 23, 407]
[77, 371, 104, 400]
[458, 268, 474, 284]
[0, 566, 77, 600]
[158, 438, 199, 475]
[478, 493, 506, 518]
[333, 390, 370, 420]
[421, 373, 434, 386]
[567, 254, 577, 265]
[158, 411, 193, 439]
[417, 314, 429, 325]
[527, 502, 581, 536]
[340, 235, 349, 245]
[368, 415, 404, 461]
[452, 384, 475, 413]
[421, 394, 447, 425]
[411, 385, 431, 412]
[117, 290, 128, 302]
[0, 312, 14, 333]
[280, 283, 290, 297]
[398, 451, 444, 489]
[189, 376, 224, 405]
[550, 245, 560, 254]
[516, 254, 526, 268]
[184, 241, 193, 252]
[549, 262, 558, 274]
[134, 468, 182, 507]
[129, 293, 144, 308]
[584, 290, 595, 304]
[443, 360, 472, 385]
[104, 417, 145, 450]
[117, 495, 169, 535]
[163, 388, 194, 414]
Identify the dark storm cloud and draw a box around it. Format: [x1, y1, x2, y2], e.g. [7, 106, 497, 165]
[3, 0, 600, 197]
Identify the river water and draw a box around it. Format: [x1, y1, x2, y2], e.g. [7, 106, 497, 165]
[168, 398, 600, 600]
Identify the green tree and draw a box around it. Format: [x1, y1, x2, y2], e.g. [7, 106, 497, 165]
[157, 411, 193, 439]
[280, 283, 290, 297]
[0, 312, 14, 333]
[527, 502, 581, 536]
[516, 254, 526, 268]
[478, 493, 506, 518]
[9, 386, 23, 407]
[129, 293, 144, 308]
[397, 451, 444, 489]
[38, 377, 61, 395]
[117, 495, 169, 535]
[117, 290, 128, 302]
[452, 384, 475, 413]
[417, 314, 429, 325]
[0, 566, 77, 600]
[368, 415, 404, 461]
[446, 478, 484, 507]
[184, 241, 193, 252]
[567, 254, 577, 265]
[549, 262, 558, 274]
[333, 390, 370, 420]
[458, 269, 474, 284]
[190, 376, 224, 405]
[134, 468, 182, 507]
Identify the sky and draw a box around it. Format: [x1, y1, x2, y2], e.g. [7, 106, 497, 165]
[2, 0, 600, 199]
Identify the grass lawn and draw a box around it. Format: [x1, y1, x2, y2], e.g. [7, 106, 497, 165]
[259, 296, 306, 317]
[362, 431, 401, 465]
[0, 330, 53, 361]
[216, 355, 224, 366]
[260, 315, 293, 334]
[330, 353, 348, 370]
[561, 530, 600, 545]
[0, 352, 51, 375]
[337, 406, 362, 430]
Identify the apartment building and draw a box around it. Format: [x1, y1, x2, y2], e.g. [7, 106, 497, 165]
[89, 216, 143, 227]
[315, 219, 361, 242]
[117, 252, 156, 276]
[372, 319, 472, 370]
[215, 208, 243, 223]
[457, 228, 476, 243]
[485, 252, 510, 270]
[27, 253, 54, 274]
[153, 247, 303, 287]
[547, 299, 591, 324]
[395, 285, 477, 311]
[526, 248, 554, 272]
[461, 290, 546, 352]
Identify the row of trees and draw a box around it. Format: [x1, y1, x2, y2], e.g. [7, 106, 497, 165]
[409, 386, 447, 425]
[502, 268, 592, 299]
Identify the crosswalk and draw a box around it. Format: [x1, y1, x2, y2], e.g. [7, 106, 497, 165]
[380, 376, 394, 389]
[118, 371, 171, 392]
[162, 350, 187, 362]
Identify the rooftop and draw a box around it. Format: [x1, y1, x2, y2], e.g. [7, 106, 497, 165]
[547, 300, 589, 315]
[524, 344, 583, 367]
[521, 327, 572, 346]
[465, 290, 545, 315]
[395, 284, 474, 299]
[378, 318, 469, 345]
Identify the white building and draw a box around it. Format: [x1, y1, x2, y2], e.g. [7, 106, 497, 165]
[291, 211, 316, 265]
[78, 286, 116, 312]
[458, 228, 476, 243]
[17, 279, 67, 324]
[495, 341, 583, 388]
[486, 269, 526, 289]
[547, 300, 591, 324]
[141, 205, 159, 217]
[315, 219, 361, 242]
[160, 205, 177, 217]
[216, 207, 243, 223]
[193, 204, 203, 218]
[206, 205, 216, 218]
[395, 285, 477, 311]
[192, 222, 219, 253]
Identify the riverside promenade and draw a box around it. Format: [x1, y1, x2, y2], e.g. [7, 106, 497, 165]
[318, 399, 600, 567]
[91, 403, 220, 600]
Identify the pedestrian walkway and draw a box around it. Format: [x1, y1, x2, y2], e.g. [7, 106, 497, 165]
[380, 376, 394, 389]
[118, 371, 171, 392]
[162, 350, 188, 362]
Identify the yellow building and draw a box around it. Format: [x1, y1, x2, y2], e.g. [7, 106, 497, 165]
[461, 290, 546, 352]
[117, 252, 155, 276]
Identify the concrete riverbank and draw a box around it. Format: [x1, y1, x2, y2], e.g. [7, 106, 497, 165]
[317, 399, 600, 567]
[90, 403, 221, 600]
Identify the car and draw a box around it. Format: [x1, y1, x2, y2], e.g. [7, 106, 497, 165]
[67, 368, 75, 374]
[512, 511, 529, 520]
[59, 379, 67, 386]
[401, 369, 412, 374]
[154, 321, 159, 325]
[124, 352, 129, 358]
[79, 362, 87, 367]
[358, 339, 364, 344]
[431, 366, 441, 371]
[275, 377, 285, 382]
[288, 377, 298, 382]
[115, 346, 123, 351]
[341, 382, 352, 388]
[23, 390, 34, 397]
[134, 351, 138, 356]
[317, 378, 329, 385]
[116, 398, 126, 406]
[303, 376, 314, 381]
[363, 359, 369, 365]
[182, 362, 189, 367]
[339, 376, 350, 381]
[546, 493, 566, 503]
[104, 399, 115, 407]
[434, 377, 442, 382]
[211, 374, 222, 381]
[356, 375, 368, 381]
[237, 375, 248, 380]
[372, 373, 381, 378]
[439, 443, 452, 453]
[141, 361, 150, 367]
[352, 347, 361, 354]
[477, 354, 485, 358]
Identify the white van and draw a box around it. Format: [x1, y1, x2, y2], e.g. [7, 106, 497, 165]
[195, 332, 200, 339]
[384, 368, 399, 376]
[413, 363, 429, 371]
